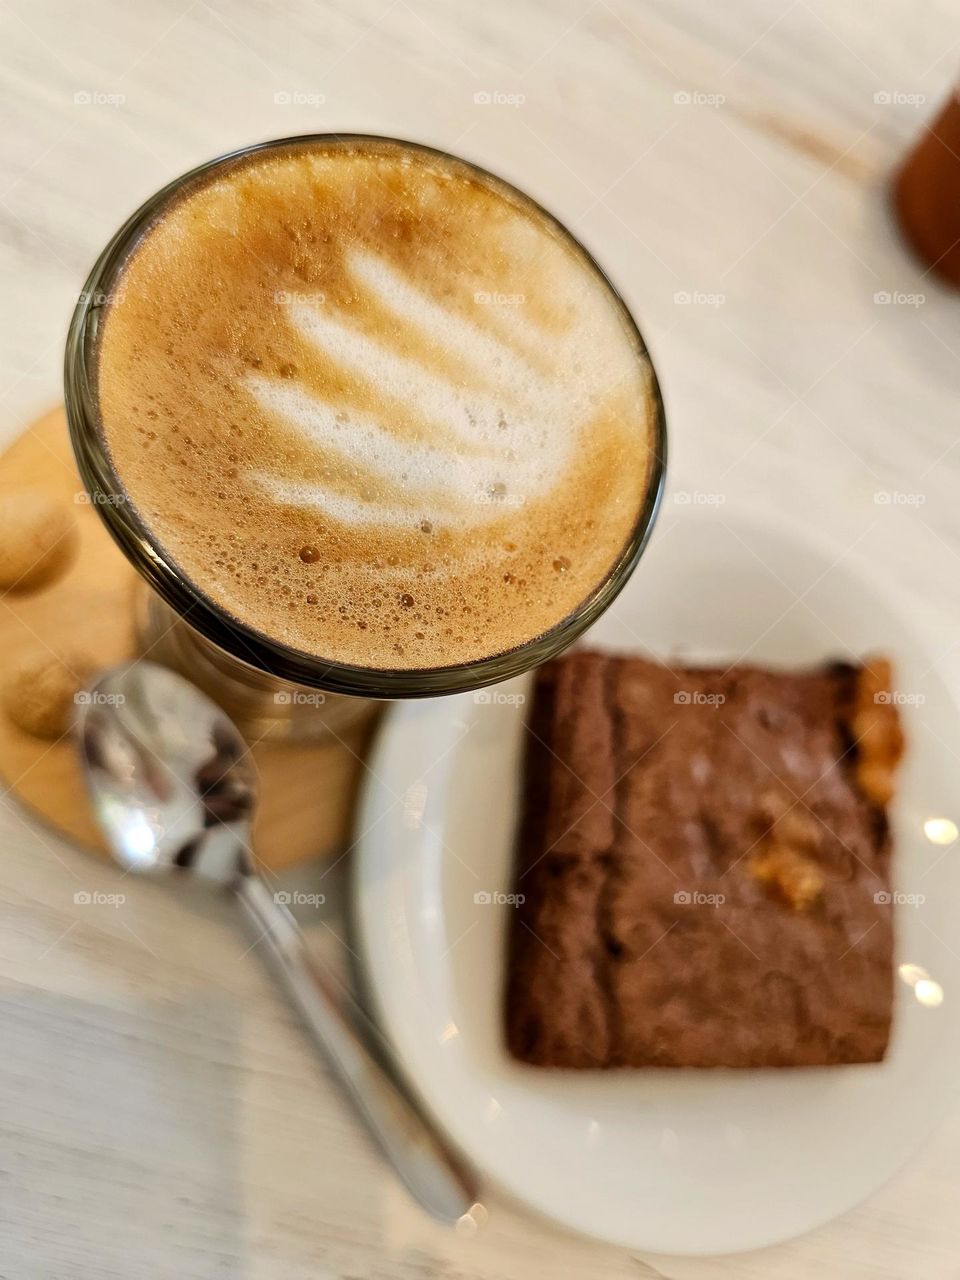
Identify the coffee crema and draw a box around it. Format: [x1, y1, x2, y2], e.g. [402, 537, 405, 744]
[96, 139, 656, 670]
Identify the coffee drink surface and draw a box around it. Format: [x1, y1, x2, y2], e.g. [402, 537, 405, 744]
[96, 139, 657, 670]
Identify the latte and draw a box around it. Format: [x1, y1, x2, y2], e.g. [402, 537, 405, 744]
[95, 138, 657, 670]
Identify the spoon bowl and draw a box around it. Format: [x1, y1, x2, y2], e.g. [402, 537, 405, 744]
[77, 661, 256, 881]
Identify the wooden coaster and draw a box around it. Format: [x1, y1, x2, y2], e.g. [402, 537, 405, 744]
[0, 407, 374, 869]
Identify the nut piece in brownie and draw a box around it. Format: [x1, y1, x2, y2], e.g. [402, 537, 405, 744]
[505, 652, 904, 1068]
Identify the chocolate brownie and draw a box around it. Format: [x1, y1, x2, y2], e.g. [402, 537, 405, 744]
[505, 652, 904, 1068]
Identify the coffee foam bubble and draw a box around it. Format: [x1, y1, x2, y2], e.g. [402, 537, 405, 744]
[95, 139, 655, 669]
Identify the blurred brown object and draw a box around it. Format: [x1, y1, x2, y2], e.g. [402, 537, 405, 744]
[893, 87, 960, 288]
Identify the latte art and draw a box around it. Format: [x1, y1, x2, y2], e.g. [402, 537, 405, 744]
[95, 139, 656, 669]
[247, 245, 619, 542]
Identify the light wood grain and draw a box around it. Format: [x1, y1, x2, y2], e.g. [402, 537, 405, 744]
[2, 0, 960, 1276]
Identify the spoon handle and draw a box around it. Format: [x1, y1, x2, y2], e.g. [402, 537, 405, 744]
[234, 874, 480, 1225]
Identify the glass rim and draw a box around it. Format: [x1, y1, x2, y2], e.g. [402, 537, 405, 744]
[64, 132, 667, 698]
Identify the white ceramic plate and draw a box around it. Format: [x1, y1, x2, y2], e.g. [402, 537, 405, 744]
[353, 510, 960, 1255]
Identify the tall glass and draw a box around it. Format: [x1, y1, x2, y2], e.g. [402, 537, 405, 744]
[64, 135, 666, 739]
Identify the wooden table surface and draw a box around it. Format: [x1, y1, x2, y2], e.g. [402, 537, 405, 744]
[2, 1, 960, 1276]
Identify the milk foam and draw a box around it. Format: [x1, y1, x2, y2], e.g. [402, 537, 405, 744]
[95, 139, 655, 669]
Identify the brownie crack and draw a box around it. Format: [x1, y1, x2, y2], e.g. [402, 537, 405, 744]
[594, 656, 626, 1065]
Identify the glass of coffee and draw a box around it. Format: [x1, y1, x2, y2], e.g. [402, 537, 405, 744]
[65, 135, 665, 738]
